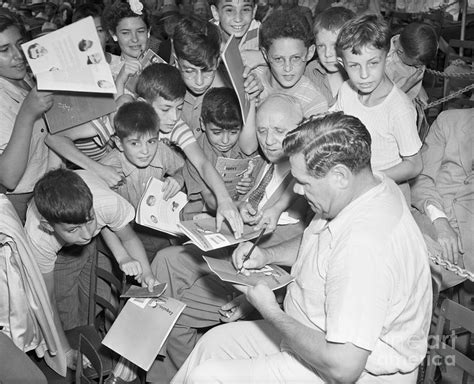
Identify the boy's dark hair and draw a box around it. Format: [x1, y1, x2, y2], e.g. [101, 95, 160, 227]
[72, 3, 102, 23]
[209, 0, 256, 6]
[173, 15, 221, 70]
[0, 10, 26, 36]
[136, 63, 186, 102]
[114, 101, 159, 140]
[201, 87, 242, 131]
[283, 112, 372, 178]
[102, 0, 150, 34]
[336, 14, 390, 57]
[260, 10, 314, 52]
[34, 169, 94, 225]
[399, 23, 438, 66]
[313, 7, 355, 36]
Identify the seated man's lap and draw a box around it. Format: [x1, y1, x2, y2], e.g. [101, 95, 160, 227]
[175, 320, 323, 384]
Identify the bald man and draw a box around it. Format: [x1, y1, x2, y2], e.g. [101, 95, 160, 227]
[146, 94, 308, 383]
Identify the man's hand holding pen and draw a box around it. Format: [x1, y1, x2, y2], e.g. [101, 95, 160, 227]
[232, 238, 269, 276]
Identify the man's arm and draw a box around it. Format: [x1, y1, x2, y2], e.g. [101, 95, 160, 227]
[411, 117, 446, 213]
[232, 233, 302, 271]
[240, 283, 370, 383]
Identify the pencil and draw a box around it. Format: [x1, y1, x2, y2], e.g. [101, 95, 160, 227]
[237, 227, 266, 274]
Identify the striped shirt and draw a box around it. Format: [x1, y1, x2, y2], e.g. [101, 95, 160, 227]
[160, 118, 197, 150]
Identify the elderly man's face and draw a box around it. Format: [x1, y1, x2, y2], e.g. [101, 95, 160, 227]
[255, 98, 302, 163]
[290, 153, 336, 219]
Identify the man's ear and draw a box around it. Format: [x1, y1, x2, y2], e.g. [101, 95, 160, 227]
[111, 33, 118, 42]
[306, 44, 316, 62]
[330, 164, 351, 189]
[210, 5, 219, 22]
[112, 135, 124, 151]
[40, 218, 54, 233]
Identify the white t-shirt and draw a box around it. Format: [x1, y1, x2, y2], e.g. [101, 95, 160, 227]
[25, 171, 134, 273]
[333, 81, 422, 172]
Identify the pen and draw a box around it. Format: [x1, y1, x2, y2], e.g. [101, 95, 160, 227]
[237, 227, 266, 274]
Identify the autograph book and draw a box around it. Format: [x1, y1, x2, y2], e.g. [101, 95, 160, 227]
[135, 177, 188, 237]
[203, 256, 294, 291]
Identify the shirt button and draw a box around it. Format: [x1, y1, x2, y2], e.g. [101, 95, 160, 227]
[41, 128, 44, 132]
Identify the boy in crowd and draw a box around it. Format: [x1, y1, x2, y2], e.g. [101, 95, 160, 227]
[25, 169, 158, 368]
[334, 14, 422, 200]
[209, 0, 265, 68]
[100, 101, 185, 261]
[182, 87, 259, 219]
[135, 63, 244, 237]
[305, 6, 355, 107]
[100, 101, 184, 208]
[173, 16, 262, 137]
[385, 22, 438, 102]
[255, 10, 328, 118]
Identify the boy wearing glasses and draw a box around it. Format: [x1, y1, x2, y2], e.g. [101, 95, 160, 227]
[254, 11, 328, 117]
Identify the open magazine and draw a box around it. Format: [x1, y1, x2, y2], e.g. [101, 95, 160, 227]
[125, 49, 166, 94]
[221, 34, 250, 121]
[102, 296, 186, 371]
[135, 177, 188, 236]
[215, 156, 262, 201]
[203, 256, 295, 291]
[21, 17, 117, 94]
[178, 217, 267, 252]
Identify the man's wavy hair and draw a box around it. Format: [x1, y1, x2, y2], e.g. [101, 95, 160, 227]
[283, 112, 372, 178]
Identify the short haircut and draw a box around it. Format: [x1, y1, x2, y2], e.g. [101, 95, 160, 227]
[114, 101, 159, 140]
[102, 0, 150, 34]
[173, 16, 221, 70]
[399, 23, 438, 66]
[201, 87, 242, 131]
[209, 0, 256, 6]
[72, 3, 102, 23]
[260, 10, 314, 52]
[136, 63, 186, 102]
[34, 169, 93, 225]
[336, 14, 390, 56]
[313, 7, 355, 36]
[0, 10, 26, 36]
[283, 112, 372, 178]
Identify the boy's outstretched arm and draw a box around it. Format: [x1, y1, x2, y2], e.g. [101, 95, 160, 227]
[238, 99, 258, 155]
[100, 226, 158, 290]
[45, 124, 123, 188]
[183, 142, 243, 238]
[382, 151, 423, 184]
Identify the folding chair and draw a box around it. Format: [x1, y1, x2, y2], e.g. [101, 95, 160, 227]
[76, 334, 104, 384]
[424, 299, 474, 383]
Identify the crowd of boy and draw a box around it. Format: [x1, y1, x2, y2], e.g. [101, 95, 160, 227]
[0, 0, 472, 383]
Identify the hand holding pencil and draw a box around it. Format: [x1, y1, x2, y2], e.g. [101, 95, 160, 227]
[232, 228, 267, 275]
